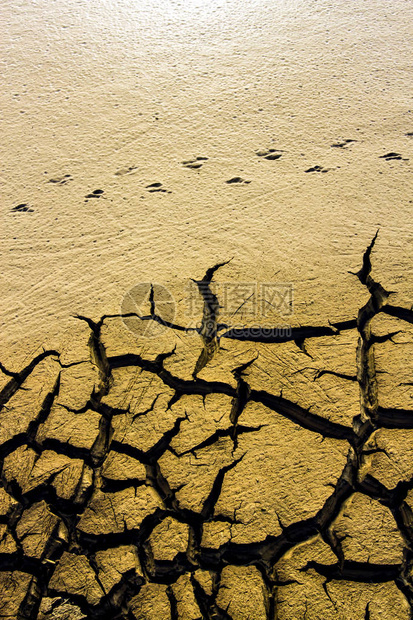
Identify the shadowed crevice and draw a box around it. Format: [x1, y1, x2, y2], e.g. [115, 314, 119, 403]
[0, 350, 59, 410]
[192, 261, 231, 378]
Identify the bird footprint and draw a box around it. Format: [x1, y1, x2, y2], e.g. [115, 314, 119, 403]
[305, 165, 329, 173]
[225, 177, 251, 185]
[48, 174, 72, 185]
[146, 182, 171, 193]
[331, 139, 356, 148]
[85, 189, 104, 200]
[379, 152, 407, 161]
[114, 166, 138, 176]
[182, 157, 208, 169]
[256, 149, 283, 160]
[11, 203, 34, 212]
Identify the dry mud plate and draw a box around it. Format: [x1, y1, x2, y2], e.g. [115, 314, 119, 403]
[2, 236, 413, 619]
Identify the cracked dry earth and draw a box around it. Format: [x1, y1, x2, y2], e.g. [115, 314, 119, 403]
[1, 235, 413, 619]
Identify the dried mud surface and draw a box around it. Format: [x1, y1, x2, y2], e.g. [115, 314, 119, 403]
[1, 0, 412, 362]
[1, 237, 413, 619]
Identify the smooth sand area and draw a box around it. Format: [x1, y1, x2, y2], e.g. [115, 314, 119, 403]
[1, 0, 412, 362]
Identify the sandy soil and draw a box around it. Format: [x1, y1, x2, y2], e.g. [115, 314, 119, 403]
[1, 0, 413, 618]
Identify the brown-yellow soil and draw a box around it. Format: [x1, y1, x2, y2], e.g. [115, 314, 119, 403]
[1, 0, 413, 618]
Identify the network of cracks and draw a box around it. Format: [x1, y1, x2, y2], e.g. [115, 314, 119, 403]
[1, 233, 413, 618]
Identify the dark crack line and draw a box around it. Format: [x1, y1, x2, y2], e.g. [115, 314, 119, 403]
[201, 455, 245, 521]
[192, 260, 231, 378]
[220, 320, 358, 344]
[377, 406, 413, 429]
[354, 231, 389, 427]
[0, 350, 59, 410]
[229, 357, 255, 450]
[315, 369, 357, 382]
[301, 560, 401, 582]
[382, 305, 413, 325]
[175, 425, 265, 457]
[108, 353, 355, 442]
[251, 388, 355, 441]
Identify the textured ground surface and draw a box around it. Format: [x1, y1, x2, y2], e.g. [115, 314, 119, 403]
[1, 0, 413, 617]
[1, 237, 413, 618]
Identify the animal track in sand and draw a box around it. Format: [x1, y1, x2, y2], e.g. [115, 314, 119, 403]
[305, 165, 330, 173]
[331, 139, 357, 148]
[182, 157, 209, 170]
[47, 174, 72, 185]
[225, 177, 251, 185]
[85, 189, 104, 199]
[379, 152, 408, 161]
[11, 203, 34, 212]
[145, 182, 172, 193]
[114, 166, 138, 176]
[256, 148, 283, 160]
